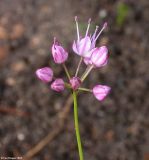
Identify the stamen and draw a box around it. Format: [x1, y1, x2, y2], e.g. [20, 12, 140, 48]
[94, 22, 107, 42]
[81, 18, 92, 56]
[54, 37, 56, 49]
[54, 37, 56, 44]
[75, 16, 80, 42]
[91, 25, 99, 41]
[85, 18, 91, 37]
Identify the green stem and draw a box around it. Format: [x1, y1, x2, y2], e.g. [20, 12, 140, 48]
[78, 88, 92, 92]
[73, 91, 84, 160]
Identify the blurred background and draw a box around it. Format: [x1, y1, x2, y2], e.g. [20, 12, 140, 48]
[0, 0, 149, 159]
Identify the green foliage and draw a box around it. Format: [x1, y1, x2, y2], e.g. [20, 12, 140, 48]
[116, 2, 129, 27]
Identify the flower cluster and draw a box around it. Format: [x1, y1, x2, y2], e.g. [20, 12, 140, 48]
[36, 17, 111, 101]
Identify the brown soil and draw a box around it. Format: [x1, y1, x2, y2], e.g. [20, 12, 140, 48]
[0, 0, 149, 159]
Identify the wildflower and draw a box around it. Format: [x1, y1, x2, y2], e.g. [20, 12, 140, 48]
[52, 38, 68, 64]
[35, 67, 53, 83]
[69, 77, 81, 90]
[51, 78, 65, 92]
[36, 17, 111, 160]
[90, 22, 107, 49]
[92, 85, 111, 101]
[73, 17, 107, 77]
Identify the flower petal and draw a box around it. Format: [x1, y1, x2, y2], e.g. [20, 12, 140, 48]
[91, 46, 108, 67]
[93, 85, 111, 101]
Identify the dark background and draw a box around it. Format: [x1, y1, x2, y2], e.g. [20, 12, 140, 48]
[0, 0, 149, 159]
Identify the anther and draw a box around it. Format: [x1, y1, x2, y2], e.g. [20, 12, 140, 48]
[94, 22, 107, 42]
[88, 18, 91, 24]
[103, 22, 108, 28]
[53, 37, 56, 49]
[74, 16, 80, 41]
[75, 16, 78, 22]
[85, 18, 91, 37]
[91, 26, 99, 41]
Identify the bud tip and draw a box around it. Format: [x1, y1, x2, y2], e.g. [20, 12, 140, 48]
[103, 22, 108, 28]
[75, 16, 78, 21]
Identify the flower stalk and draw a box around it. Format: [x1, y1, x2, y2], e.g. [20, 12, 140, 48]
[35, 17, 111, 159]
[81, 65, 94, 82]
[62, 63, 71, 80]
[75, 57, 83, 77]
[78, 88, 92, 92]
[73, 91, 84, 160]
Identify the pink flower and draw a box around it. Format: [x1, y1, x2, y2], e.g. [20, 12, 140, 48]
[51, 78, 65, 92]
[36, 67, 53, 83]
[84, 46, 108, 68]
[73, 16, 107, 59]
[69, 77, 81, 90]
[92, 85, 111, 101]
[52, 38, 68, 64]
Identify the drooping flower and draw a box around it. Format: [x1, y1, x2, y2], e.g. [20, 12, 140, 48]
[69, 77, 81, 90]
[52, 38, 68, 64]
[92, 85, 111, 101]
[86, 46, 108, 68]
[51, 78, 65, 92]
[35, 67, 53, 83]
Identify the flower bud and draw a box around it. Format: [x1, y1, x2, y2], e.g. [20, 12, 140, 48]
[36, 67, 53, 83]
[90, 46, 108, 67]
[72, 36, 92, 58]
[51, 78, 65, 92]
[92, 85, 111, 101]
[69, 77, 81, 90]
[52, 39, 68, 64]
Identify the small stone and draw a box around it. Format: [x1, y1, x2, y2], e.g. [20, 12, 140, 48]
[0, 45, 9, 61]
[99, 9, 107, 19]
[29, 36, 41, 48]
[0, 16, 9, 26]
[5, 77, 16, 86]
[0, 26, 8, 40]
[37, 48, 47, 56]
[10, 24, 25, 39]
[17, 133, 25, 141]
[104, 130, 114, 141]
[54, 101, 62, 111]
[11, 61, 26, 72]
